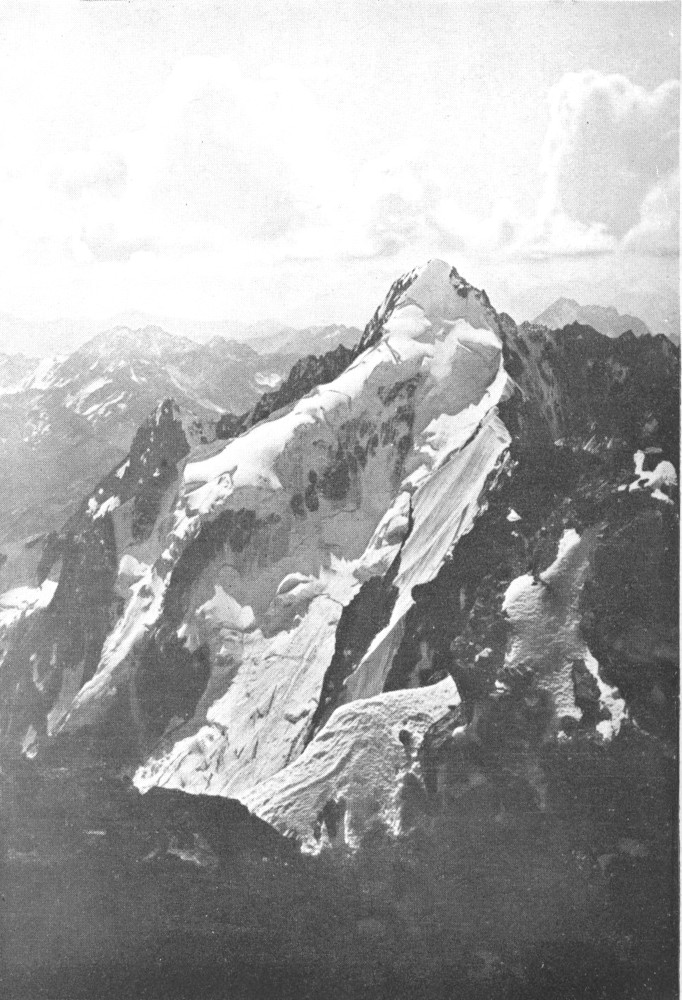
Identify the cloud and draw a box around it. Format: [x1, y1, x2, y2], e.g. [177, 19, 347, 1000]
[0, 55, 341, 271]
[50, 150, 128, 199]
[302, 70, 679, 265]
[287, 152, 524, 263]
[513, 213, 617, 259]
[1, 58, 676, 313]
[144, 57, 316, 242]
[622, 168, 679, 257]
[80, 224, 157, 264]
[530, 70, 679, 256]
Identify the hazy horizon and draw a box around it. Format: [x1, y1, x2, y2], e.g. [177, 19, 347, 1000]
[0, 269, 676, 358]
[0, 1, 678, 352]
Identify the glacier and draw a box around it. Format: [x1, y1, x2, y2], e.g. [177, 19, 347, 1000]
[1, 257, 674, 856]
[53, 259, 513, 831]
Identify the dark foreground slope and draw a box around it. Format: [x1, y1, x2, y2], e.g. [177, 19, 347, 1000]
[1, 745, 676, 1000]
[0, 262, 678, 999]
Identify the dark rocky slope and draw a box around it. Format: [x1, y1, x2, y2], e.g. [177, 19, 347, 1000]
[0, 261, 678, 998]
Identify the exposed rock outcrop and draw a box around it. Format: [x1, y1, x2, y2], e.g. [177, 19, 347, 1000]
[0, 259, 677, 866]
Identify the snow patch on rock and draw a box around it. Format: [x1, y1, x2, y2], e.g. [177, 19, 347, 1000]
[254, 372, 283, 390]
[0, 580, 58, 631]
[197, 586, 255, 631]
[502, 528, 626, 739]
[92, 495, 121, 520]
[628, 450, 677, 503]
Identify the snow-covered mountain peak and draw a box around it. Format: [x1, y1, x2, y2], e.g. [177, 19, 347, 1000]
[381, 259, 498, 346]
[0, 355, 65, 395]
[79, 325, 197, 361]
[0, 257, 677, 885]
[206, 336, 258, 362]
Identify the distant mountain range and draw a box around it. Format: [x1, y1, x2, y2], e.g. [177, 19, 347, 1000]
[532, 297, 678, 341]
[0, 322, 360, 591]
[0, 310, 361, 358]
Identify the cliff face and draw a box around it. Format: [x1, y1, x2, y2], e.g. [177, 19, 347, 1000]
[0, 400, 202, 756]
[0, 260, 677, 858]
[61, 260, 515, 826]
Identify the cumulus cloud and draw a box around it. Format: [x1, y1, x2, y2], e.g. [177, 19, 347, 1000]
[622, 168, 679, 256]
[287, 152, 524, 263]
[1, 58, 676, 302]
[530, 70, 679, 256]
[294, 70, 679, 265]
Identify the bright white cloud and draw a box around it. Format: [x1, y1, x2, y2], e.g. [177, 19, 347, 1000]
[0, 55, 346, 270]
[622, 168, 679, 257]
[282, 153, 525, 263]
[530, 70, 679, 256]
[281, 70, 680, 265]
[512, 213, 617, 259]
[3, 61, 679, 276]
[0, 51, 677, 331]
[50, 150, 129, 200]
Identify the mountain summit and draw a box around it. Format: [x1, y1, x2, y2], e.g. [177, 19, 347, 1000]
[0, 258, 678, 993]
[0, 257, 676, 844]
[533, 297, 652, 338]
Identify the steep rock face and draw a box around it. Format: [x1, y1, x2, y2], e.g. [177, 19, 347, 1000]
[0, 401, 201, 755]
[75, 262, 513, 809]
[0, 259, 678, 861]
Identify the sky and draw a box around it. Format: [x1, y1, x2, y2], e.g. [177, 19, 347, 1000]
[0, 0, 679, 349]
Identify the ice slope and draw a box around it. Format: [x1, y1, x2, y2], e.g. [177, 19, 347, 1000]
[49, 261, 509, 817]
[134, 595, 345, 797]
[344, 381, 510, 704]
[240, 677, 460, 853]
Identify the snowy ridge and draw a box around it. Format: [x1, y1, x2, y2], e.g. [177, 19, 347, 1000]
[0, 256, 677, 859]
[126, 261, 515, 825]
[0, 356, 64, 396]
